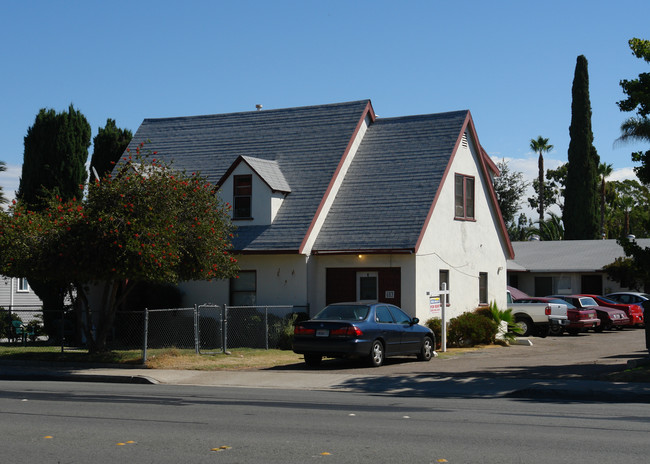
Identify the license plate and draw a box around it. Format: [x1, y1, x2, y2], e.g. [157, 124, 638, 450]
[316, 329, 329, 337]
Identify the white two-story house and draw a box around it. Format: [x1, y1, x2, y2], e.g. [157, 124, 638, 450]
[127, 100, 513, 321]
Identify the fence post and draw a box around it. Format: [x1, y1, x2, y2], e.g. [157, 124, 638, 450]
[222, 304, 230, 355]
[143, 308, 149, 363]
[60, 309, 65, 354]
[265, 306, 269, 350]
[194, 304, 200, 355]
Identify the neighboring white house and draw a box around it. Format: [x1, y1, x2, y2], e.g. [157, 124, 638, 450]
[0, 276, 42, 309]
[127, 100, 514, 322]
[507, 238, 650, 297]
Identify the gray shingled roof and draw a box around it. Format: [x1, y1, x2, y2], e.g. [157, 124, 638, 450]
[239, 156, 291, 193]
[508, 239, 650, 272]
[313, 111, 469, 251]
[128, 100, 370, 251]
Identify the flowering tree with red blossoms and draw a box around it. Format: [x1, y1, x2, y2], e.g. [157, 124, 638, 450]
[0, 144, 238, 352]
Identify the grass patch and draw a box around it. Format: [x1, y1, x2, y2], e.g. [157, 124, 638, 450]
[0, 344, 303, 370]
[144, 348, 303, 370]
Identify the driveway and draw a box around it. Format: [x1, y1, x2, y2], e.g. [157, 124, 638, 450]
[270, 326, 649, 380]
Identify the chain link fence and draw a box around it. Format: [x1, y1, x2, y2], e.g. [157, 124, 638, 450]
[1, 304, 309, 361]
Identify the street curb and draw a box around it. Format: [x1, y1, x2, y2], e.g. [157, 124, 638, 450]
[0, 372, 158, 385]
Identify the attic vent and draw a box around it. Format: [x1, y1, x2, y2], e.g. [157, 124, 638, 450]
[461, 133, 469, 149]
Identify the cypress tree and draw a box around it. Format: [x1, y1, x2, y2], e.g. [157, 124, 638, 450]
[18, 104, 91, 209]
[563, 55, 600, 240]
[16, 104, 91, 341]
[90, 119, 132, 182]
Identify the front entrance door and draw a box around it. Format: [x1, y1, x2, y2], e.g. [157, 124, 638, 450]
[357, 271, 378, 303]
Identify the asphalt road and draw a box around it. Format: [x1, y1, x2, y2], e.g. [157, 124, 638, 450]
[2, 379, 650, 464]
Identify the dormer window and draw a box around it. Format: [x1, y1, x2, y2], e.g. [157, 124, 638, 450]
[233, 175, 252, 219]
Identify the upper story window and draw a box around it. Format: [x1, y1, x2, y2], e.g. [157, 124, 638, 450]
[17, 278, 29, 292]
[454, 173, 475, 220]
[233, 175, 252, 219]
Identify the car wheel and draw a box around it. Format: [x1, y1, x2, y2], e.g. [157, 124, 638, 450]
[417, 336, 434, 362]
[549, 325, 564, 336]
[369, 340, 384, 367]
[595, 323, 608, 333]
[304, 354, 322, 367]
[515, 315, 533, 337]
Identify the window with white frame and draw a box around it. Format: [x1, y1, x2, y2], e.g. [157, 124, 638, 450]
[17, 278, 29, 292]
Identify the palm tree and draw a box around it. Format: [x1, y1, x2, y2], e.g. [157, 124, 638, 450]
[0, 161, 7, 204]
[618, 116, 650, 144]
[537, 212, 564, 241]
[598, 162, 613, 238]
[530, 136, 554, 226]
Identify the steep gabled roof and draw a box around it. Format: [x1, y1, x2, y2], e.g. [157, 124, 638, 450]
[128, 100, 372, 251]
[311, 110, 470, 252]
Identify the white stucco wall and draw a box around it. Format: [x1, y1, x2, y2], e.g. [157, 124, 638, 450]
[219, 164, 284, 225]
[308, 253, 416, 315]
[414, 133, 508, 322]
[178, 254, 309, 308]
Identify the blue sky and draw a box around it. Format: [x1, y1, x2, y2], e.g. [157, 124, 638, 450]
[1, 0, 649, 215]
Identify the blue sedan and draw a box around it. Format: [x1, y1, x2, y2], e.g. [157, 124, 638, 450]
[292, 302, 435, 367]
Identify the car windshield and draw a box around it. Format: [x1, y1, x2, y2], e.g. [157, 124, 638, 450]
[313, 305, 370, 321]
[597, 296, 617, 304]
[579, 297, 598, 306]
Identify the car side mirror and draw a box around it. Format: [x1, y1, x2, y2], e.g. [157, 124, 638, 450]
[411, 317, 419, 325]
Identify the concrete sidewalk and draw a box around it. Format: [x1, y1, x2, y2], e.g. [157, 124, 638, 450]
[2, 360, 650, 403]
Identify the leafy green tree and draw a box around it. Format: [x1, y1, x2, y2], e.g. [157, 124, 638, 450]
[618, 38, 650, 184]
[492, 159, 528, 227]
[528, 163, 567, 214]
[530, 136, 553, 224]
[16, 104, 91, 340]
[563, 55, 600, 240]
[603, 256, 650, 292]
[605, 179, 650, 238]
[508, 213, 537, 241]
[90, 119, 133, 182]
[0, 147, 238, 352]
[598, 162, 614, 237]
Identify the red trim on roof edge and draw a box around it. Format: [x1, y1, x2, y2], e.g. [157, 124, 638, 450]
[414, 111, 514, 259]
[298, 100, 376, 254]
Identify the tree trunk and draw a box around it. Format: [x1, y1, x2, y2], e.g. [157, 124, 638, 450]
[538, 153, 544, 225]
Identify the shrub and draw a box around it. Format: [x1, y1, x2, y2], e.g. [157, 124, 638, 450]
[447, 311, 497, 347]
[276, 312, 309, 350]
[425, 317, 442, 349]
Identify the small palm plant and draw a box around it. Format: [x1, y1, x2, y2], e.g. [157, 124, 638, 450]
[488, 301, 521, 344]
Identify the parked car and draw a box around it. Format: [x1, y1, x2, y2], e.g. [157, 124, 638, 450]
[579, 294, 644, 327]
[548, 295, 629, 332]
[515, 297, 599, 335]
[605, 292, 650, 306]
[292, 302, 435, 367]
[507, 290, 568, 337]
